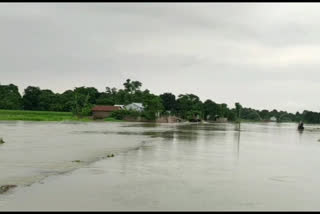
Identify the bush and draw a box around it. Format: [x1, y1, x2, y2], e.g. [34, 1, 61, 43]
[104, 117, 123, 122]
[110, 110, 141, 120]
[141, 111, 157, 121]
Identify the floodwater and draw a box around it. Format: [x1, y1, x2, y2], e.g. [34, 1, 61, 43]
[1, 121, 320, 211]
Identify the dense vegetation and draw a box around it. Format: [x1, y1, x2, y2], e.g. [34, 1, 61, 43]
[0, 80, 316, 123]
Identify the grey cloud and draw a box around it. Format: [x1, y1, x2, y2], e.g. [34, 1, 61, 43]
[1, 3, 320, 113]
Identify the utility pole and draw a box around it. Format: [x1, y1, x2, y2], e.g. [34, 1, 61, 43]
[235, 102, 242, 131]
[235, 102, 242, 161]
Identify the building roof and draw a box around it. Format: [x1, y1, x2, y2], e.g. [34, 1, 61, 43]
[91, 105, 121, 112]
[114, 104, 124, 108]
[126, 103, 144, 108]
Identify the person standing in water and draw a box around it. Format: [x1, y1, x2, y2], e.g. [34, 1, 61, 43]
[298, 121, 304, 130]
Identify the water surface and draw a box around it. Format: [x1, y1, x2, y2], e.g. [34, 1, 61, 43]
[1, 121, 320, 211]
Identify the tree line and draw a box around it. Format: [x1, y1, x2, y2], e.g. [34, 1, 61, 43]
[0, 80, 317, 123]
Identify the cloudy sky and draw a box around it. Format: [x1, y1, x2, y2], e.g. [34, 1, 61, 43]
[1, 3, 320, 113]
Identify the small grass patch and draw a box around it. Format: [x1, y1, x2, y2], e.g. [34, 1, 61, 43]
[0, 185, 17, 194]
[107, 154, 115, 158]
[104, 117, 124, 122]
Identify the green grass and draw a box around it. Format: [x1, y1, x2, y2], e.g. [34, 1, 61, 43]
[104, 117, 124, 122]
[0, 109, 81, 121]
[0, 109, 126, 122]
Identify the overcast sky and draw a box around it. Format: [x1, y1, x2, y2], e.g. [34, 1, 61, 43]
[2, 3, 320, 113]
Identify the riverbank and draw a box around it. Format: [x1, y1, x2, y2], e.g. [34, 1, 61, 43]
[0, 109, 78, 121]
[0, 110, 124, 122]
[0, 109, 168, 123]
[0, 109, 299, 124]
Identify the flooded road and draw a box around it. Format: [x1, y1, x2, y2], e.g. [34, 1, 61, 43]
[1, 121, 320, 211]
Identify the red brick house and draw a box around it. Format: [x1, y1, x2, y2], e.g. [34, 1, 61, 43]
[91, 105, 122, 119]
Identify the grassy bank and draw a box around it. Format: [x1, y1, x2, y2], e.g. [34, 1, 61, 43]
[0, 109, 125, 122]
[4, 109, 286, 123]
[0, 109, 84, 121]
[104, 117, 124, 122]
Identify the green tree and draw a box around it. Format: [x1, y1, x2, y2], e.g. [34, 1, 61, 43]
[240, 107, 262, 121]
[295, 111, 302, 122]
[96, 92, 115, 105]
[0, 84, 22, 110]
[226, 108, 237, 121]
[176, 94, 203, 120]
[71, 93, 92, 117]
[59, 90, 75, 112]
[123, 79, 142, 94]
[73, 87, 99, 104]
[142, 94, 164, 120]
[203, 99, 219, 120]
[246, 111, 262, 121]
[38, 89, 60, 111]
[22, 86, 42, 110]
[159, 92, 177, 114]
[259, 109, 270, 121]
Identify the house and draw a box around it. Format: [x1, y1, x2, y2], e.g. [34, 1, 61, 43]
[114, 104, 125, 109]
[91, 105, 121, 119]
[215, 117, 228, 123]
[270, 116, 277, 122]
[124, 103, 144, 112]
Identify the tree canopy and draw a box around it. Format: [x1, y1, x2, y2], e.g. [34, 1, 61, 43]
[0, 80, 317, 123]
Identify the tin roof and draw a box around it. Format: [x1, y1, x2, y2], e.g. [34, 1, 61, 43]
[125, 103, 144, 108]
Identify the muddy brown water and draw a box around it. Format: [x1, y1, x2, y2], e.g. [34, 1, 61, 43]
[1, 121, 320, 211]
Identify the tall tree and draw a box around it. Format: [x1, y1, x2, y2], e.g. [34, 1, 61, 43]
[71, 93, 92, 117]
[22, 86, 42, 110]
[38, 89, 59, 111]
[176, 94, 203, 120]
[59, 90, 75, 112]
[73, 87, 99, 104]
[0, 84, 22, 110]
[160, 92, 177, 114]
[203, 99, 219, 120]
[142, 94, 164, 120]
[123, 79, 142, 94]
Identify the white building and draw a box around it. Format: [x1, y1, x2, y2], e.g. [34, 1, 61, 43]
[114, 104, 124, 109]
[124, 103, 144, 112]
[270, 116, 277, 122]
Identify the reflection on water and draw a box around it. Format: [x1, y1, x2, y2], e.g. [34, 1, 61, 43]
[0, 121, 149, 187]
[1, 121, 320, 210]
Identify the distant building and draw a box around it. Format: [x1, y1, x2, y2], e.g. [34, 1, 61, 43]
[270, 116, 277, 122]
[215, 117, 228, 123]
[91, 105, 121, 119]
[124, 103, 144, 112]
[114, 104, 125, 109]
